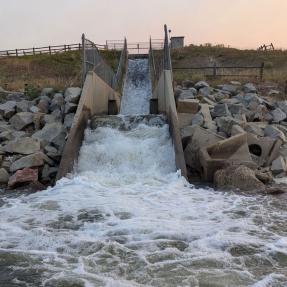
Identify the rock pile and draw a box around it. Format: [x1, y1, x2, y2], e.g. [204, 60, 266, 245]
[176, 80, 287, 192]
[0, 87, 81, 189]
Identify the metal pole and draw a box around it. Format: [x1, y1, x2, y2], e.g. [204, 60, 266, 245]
[82, 33, 86, 86]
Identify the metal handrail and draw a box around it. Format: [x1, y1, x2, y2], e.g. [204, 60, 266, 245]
[82, 34, 119, 89]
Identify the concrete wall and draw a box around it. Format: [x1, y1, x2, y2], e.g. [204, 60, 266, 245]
[56, 71, 120, 180]
[153, 70, 187, 179]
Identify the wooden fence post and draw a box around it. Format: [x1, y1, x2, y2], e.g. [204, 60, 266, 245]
[16, 49, 18, 57]
[33, 47, 35, 55]
[49, 46, 51, 55]
[260, 62, 265, 81]
[213, 62, 217, 77]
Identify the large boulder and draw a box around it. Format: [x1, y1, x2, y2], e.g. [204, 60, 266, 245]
[213, 104, 231, 118]
[243, 83, 257, 94]
[214, 165, 265, 191]
[9, 112, 34, 130]
[64, 113, 75, 129]
[4, 137, 40, 155]
[215, 116, 242, 136]
[16, 100, 33, 113]
[8, 168, 38, 187]
[10, 152, 53, 172]
[264, 125, 286, 142]
[0, 101, 16, 119]
[50, 93, 65, 111]
[194, 81, 209, 90]
[271, 108, 286, 123]
[32, 122, 66, 149]
[64, 87, 81, 104]
[0, 168, 9, 184]
[271, 156, 287, 175]
[41, 88, 54, 98]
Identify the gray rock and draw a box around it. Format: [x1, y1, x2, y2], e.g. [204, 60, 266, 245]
[199, 86, 212, 97]
[16, 100, 33, 113]
[268, 89, 280, 96]
[10, 152, 53, 172]
[0, 131, 26, 142]
[43, 114, 61, 125]
[214, 92, 229, 102]
[41, 88, 54, 98]
[194, 81, 209, 90]
[216, 116, 242, 136]
[182, 80, 194, 89]
[41, 164, 58, 181]
[221, 84, 238, 95]
[244, 83, 257, 93]
[192, 114, 204, 126]
[37, 99, 50, 114]
[264, 125, 286, 141]
[271, 156, 286, 175]
[174, 88, 183, 99]
[228, 104, 243, 116]
[64, 87, 81, 103]
[50, 93, 65, 111]
[0, 101, 16, 119]
[30, 106, 40, 113]
[9, 112, 34, 131]
[179, 89, 196, 100]
[64, 113, 75, 129]
[4, 137, 40, 155]
[0, 168, 9, 183]
[214, 165, 265, 191]
[65, 102, 78, 114]
[213, 104, 231, 118]
[271, 108, 286, 123]
[32, 122, 66, 149]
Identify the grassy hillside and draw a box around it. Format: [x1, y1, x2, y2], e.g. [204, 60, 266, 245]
[172, 45, 287, 85]
[0, 49, 121, 92]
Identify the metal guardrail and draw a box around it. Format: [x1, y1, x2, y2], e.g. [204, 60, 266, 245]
[107, 40, 164, 54]
[115, 38, 128, 87]
[149, 24, 172, 90]
[82, 34, 119, 89]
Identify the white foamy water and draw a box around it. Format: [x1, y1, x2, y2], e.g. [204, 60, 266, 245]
[120, 59, 152, 115]
[0, 119, 286, 287]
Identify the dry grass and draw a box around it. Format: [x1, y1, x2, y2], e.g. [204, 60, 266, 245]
[0, 49, 121, 92]
[172, 45, 287, 85]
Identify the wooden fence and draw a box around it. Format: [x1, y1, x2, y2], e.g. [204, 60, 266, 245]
[173, 62, 265, 81]
[258, 43, 275, 51]
[0, 43, 106, 57]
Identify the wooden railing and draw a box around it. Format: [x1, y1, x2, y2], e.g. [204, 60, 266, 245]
[0, 43, 106, 57]
[173, 62, 265, 81]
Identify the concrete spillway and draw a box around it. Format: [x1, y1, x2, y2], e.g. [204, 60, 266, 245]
[0, 57, 286, 286]
[120, 58, 152, 115]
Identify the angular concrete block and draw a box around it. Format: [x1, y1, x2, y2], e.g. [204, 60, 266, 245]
[177, 99, 199, 114]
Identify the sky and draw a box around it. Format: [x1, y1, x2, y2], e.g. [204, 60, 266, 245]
[0, 0, 286, 50]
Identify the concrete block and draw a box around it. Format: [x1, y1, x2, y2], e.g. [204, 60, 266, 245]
[177, 99, 199, 114]
[199, 133, 255, 182]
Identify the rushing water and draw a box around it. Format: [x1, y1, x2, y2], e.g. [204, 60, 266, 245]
[0, 59, 287, 286]
[120, 59, 152, 115]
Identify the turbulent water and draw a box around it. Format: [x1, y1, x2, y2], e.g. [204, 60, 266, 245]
[0, 59, 287, 286]
[120, 59, 152, 115]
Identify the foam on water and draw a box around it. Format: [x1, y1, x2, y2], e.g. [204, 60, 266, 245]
[0, 120, 286, 286]
[120, 59, 152, 115]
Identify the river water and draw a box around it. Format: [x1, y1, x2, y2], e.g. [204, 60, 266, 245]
[0, 59, 286, 286]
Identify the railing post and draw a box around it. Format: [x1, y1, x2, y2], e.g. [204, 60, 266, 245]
[82, 34, 87, 86]
[213, 62, 217, 77]
[16, 49, 18, 57]
[33, 47, 35, 55]
[49, 46, 51, 55]
[260, 62, 265, 81]
[163, 24, 171, 70]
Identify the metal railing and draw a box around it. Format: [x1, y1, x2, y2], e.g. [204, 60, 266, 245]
[115, 38, 128, 87]
[82, 34, 119, 89]
[107, 39, 164, 54]
[149, 25, 172, 90]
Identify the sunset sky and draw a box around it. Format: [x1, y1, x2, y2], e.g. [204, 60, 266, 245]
[0, 0, 286, 50]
